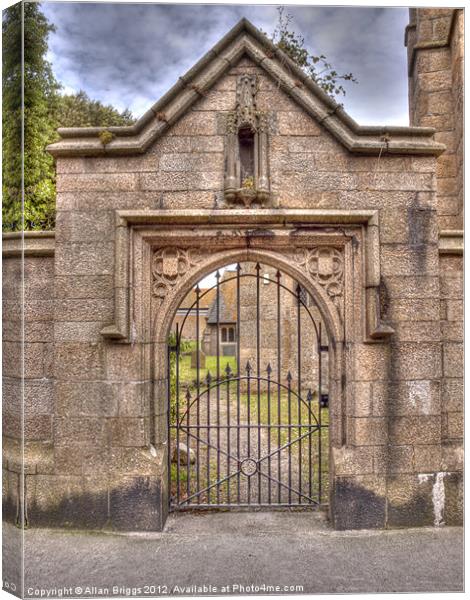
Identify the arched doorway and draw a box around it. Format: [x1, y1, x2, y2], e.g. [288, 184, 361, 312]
[167, 260, 329, 510]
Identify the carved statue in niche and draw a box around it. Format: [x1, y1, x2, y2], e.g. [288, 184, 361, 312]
[224, 74, 271, 207]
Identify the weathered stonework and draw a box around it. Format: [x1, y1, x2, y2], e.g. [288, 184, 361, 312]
[2, 13, 463, 531]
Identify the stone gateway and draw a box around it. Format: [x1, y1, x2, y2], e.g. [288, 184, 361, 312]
[2, 9, 463, 531]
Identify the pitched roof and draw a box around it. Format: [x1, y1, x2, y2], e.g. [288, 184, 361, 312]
[207, 273, 237, 324]
[47, 18, 445, 158]
[180, 287, 216, 310]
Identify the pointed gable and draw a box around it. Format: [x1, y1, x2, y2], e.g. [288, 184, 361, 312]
[48, 18, 444, 158]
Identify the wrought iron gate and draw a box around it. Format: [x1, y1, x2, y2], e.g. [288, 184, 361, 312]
[168, 262, 328, 510]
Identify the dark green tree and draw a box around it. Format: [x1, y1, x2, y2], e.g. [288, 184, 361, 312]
[54, 90, 134, 128]
[2, 3, 134, 232]
[268, 7, 357, 98]
[2, 1, 60, 231]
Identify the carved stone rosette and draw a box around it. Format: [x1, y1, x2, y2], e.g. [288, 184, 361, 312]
[152, 247, 204, 305]
[296, 247, 345, 321]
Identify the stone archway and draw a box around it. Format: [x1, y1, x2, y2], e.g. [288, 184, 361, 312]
[99, 208, 391, 530]
[162, 255, 338, 511]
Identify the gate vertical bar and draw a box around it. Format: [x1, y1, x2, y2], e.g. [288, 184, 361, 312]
[276, 270, 282, 503]
[195, 285, 201, 502]
[318, 321, 323, 504]
[287, 370, 292, 505]
[267, 363, 272, 503]
[236, 264, 241, 503]
[216, 270, 221, 504]
[256, 263, 261, 503]
[206, 371, 212, 504]
[175, 322, 180, 506]
[296, 284, 302, 503]
[226, 364, 232, 504]
[247, 360, 251, 504]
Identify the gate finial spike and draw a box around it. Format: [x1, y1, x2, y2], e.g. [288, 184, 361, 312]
[225, 363, 232, 376]
[246, 360, 252, 374]
[215, 270, 221, 280]
[266, 363, 272, 375]
[286, 371, 293, 382]
[255, 262, 261, 272]
[296, 282, 302, 295]
[236, 262, 242, 272]
[206, 371, 212, 384]
[307, 389, 313, 402]
[195, 284, 201, 294]
[186, 388, 192, 401]
[276, 270, 281, 280]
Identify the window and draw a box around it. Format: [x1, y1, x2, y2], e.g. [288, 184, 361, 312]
[238, 128, 255, 183]
[221, 326, 235, 343]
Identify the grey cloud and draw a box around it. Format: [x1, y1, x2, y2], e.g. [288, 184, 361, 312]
[42, 2, 410, 125]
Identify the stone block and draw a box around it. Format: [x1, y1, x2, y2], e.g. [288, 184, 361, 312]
[54, 321, 104, 342]
[55, 242, 114, 276]
[162, 191, 214, 209]
[389, 415, 440, 445]
[417, 70, 452, 92]
[54, 445, 110, 476]
[413, 444, 441, 472]
[26, 475, 108, 528]
[387, 445, 415, 474]
[54, 275, 114, 300]
[440, 441, 463, 471]
[55, 210, 114, 243]
[159, 152, 223, 173]
[381, 245, 439, 277]
[139, 171, 220, 192]
[24, 380, 54, 415]
[353, 344, 390, 381]
[54, 417, 107, 446]
[443, 471, 463, 526]
[446, 300, 463, 321]
[388, 379, 440, 416]
[439, 274, 463, 299]
[331, 475, 386, 529]
[57, 172, 139, 193]
[441, 378, 463, 412]
[109, 476, 165, 531]
[55, 298, 114, 324]
[116, 381, 151, 417]
[168, 111, 217, 136]
[54, 343, 104, 380]
[350, 417, 387, 446]
[390, 342, 441, 380]
[391, 322, 441, 342]
[387, 297, 440, 322]
[332, 446, 374, 477]
[277, 112, 321, 136]
[386, 474, 434, 527]
[105, 344, 147, 381]
[109, 417, 149, 447]
[446, 412, 463, 439]
[55, 381, 118, 417]
[443, 342, 463, 378]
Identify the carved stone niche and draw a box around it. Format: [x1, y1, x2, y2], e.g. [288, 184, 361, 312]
[224, 74, 271, 207]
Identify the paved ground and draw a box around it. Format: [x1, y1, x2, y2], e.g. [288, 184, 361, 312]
[3, 512, 464, 597]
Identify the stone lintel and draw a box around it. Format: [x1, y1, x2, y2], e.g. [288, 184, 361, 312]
[102, 209, 391, 344]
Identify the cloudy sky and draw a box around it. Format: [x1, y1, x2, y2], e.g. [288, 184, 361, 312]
[42, 2, 411, 126]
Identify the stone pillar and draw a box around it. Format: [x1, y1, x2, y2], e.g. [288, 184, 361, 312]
[406, 8, 463, 231]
